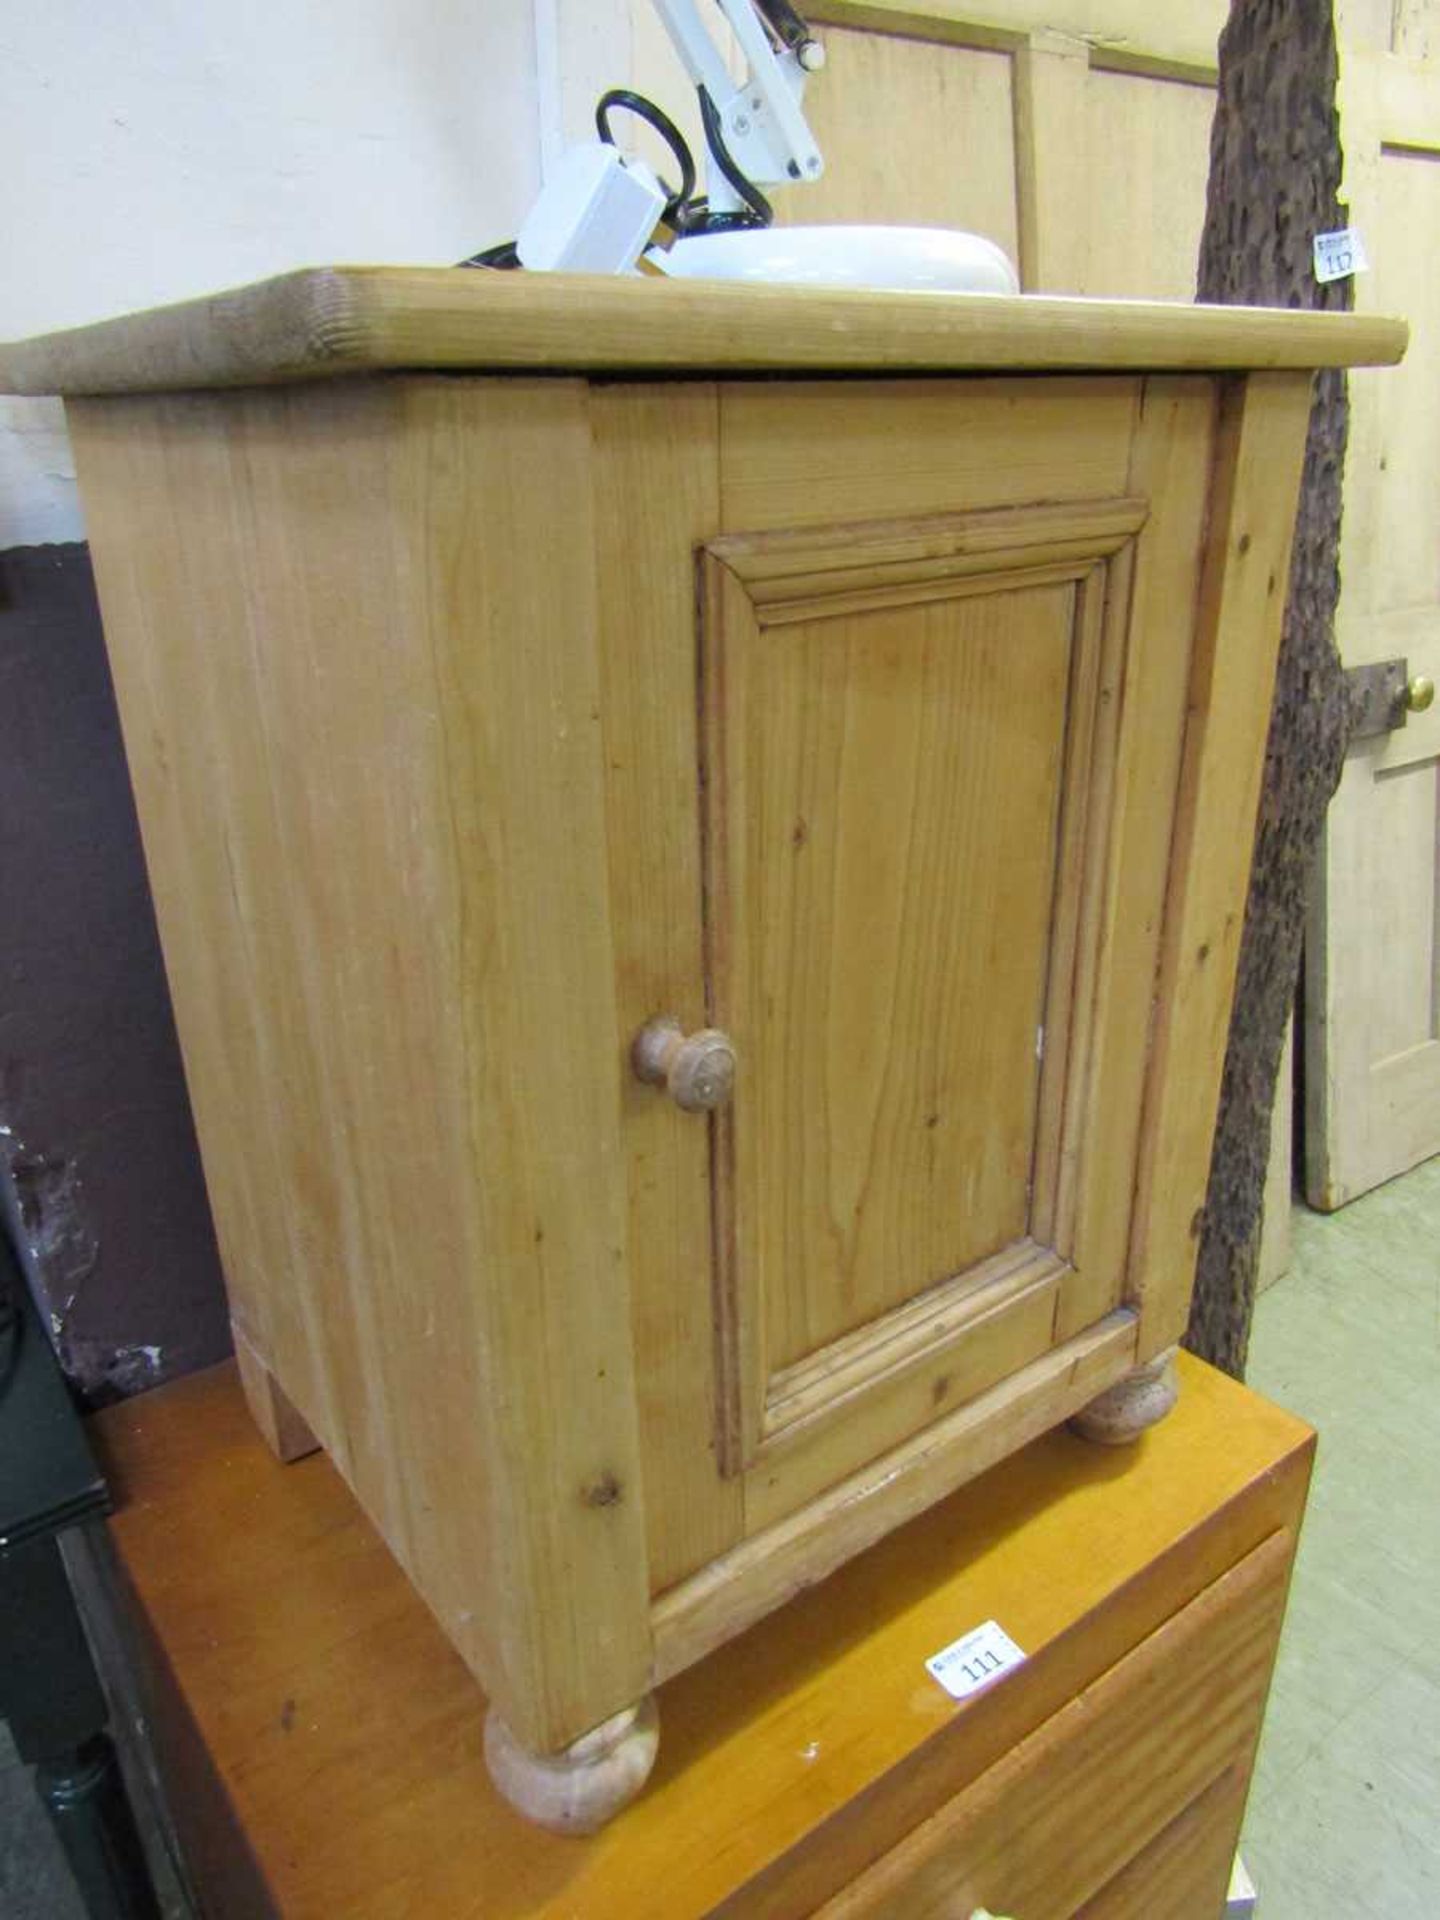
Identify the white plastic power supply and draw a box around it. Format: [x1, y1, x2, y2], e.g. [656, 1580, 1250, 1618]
[516, 144, 667, 274]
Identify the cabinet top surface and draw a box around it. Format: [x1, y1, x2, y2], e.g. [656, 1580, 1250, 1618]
[0, 265, 1407, 396]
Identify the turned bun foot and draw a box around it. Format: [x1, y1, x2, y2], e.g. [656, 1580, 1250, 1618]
[1069, 1350, 1179, 1445]
[484, 1696, 659, 1835]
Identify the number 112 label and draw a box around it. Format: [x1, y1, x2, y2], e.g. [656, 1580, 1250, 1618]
[926, 1620, 1027, 1701]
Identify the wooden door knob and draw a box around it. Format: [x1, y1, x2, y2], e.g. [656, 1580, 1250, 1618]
[632, 1017, 736, 1112]
[1406, 673, 1435, 714]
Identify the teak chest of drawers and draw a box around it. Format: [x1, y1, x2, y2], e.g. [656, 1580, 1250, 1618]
[1, 269, 1402, 1828]
[93, 1349, 1313, 1917]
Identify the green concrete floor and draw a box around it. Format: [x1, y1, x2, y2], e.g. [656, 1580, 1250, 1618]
[1242, 1153, 1440, 1917]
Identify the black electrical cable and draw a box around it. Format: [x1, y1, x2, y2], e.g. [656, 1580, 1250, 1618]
[457, 238, 521, 270]
[695, 86, 773, 229]
[753, 0, 814, 56]
[595, 89, 696, 217]
[457, 75, 774, 267]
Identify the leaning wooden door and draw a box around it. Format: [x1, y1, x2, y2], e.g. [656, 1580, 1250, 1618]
[787, 3, 1223, 298]
[1305, 36, 1440, 1207]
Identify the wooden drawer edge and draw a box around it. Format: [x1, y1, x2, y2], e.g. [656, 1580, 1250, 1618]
[709, 1410, 1310, 1920]
[808, 1527, 1293, 1919]
[1075, 1765, 1250, 1920]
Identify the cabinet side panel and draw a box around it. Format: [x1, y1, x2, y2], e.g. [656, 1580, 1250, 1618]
[67, 388, 412, 1509]
[588, 383, 745, 1595]
[1055, 376, 1219, 1338]
[68, 380, 652, 1753]
[400, 378, 652, 1746]
[1127, 372, 1314, 1353]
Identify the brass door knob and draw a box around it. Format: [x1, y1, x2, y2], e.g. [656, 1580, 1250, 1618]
[1407, 674, 1435, 714]
[632, 1017, 736, 1112]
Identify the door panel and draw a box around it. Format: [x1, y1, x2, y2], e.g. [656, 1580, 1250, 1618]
[781, 24, 1019, 260]
[700, 497, 1154, 1496]
[1081, 68, 1216, 297]
[789, 7, 1220, 299]
[713, 581, 1073, 1368]
[1306, 45, 1440, 1206]
[600, 377, 1218, 1588]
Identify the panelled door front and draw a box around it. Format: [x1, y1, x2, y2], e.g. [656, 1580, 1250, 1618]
[602, 378, 1221, 1574]
[699, 498, 1150, 1522]
[595, 376, 1219, 1589]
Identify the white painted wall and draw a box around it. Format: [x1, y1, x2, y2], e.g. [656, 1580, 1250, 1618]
[0, 1, 543, 546]
[549, 0, 737, 188]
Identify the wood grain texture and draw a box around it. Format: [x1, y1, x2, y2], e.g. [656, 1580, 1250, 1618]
[231, 1323, 319, 1464]
[813, 1529, 1292, 1917]
[777, 24, 1019, 258]
[0, 269, 1405, 396]
[1126, 373, 1314, 1360]
[92, 1350, 1311, 1919]
[696, 491, 1161, 1515]
[1080, 67, 1218, 297]
[1074, 1766, 1247, 1919]
[718, 377, 1141, 531]
[653, 1311, 1139, 1679]
[1013, 29, 1092, 290]
[807, 2, 1216, 305]
[710, 574, 1071, 1367]
[1052, 376, 1219, 1342]
[587, 383, 744, 1597]
[61, 350, 1334, 1777]
[743, 1254, 1067, 1520]
[67, 379, 652, 1755]
[809, 0, 1228, 74]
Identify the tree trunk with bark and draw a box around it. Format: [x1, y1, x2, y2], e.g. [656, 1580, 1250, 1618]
[1186, 0, 1352, 1375]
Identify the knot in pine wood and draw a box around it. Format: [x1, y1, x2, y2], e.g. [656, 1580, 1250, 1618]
[582, 1472, 624, 1509]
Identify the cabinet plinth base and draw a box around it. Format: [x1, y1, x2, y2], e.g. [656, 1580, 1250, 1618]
[484, 1696, 659, 1836]
[231, 1323, 320, 1464]
[1069, 1350, 1180, 1444]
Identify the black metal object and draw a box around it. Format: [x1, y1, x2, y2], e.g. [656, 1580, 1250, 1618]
[1347, 657, 1412, 740]
[37, 1737, 160, 1920]
[1346, 656, 1436, 742]
[0, 1227, 162, 1919]
[0, 1289, 107, 1549]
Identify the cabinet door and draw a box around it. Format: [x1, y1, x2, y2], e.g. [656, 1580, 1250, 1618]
[701, 500, 1147, 1490]
[596, 378, 1222, 1579]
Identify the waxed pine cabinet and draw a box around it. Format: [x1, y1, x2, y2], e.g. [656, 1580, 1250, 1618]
[0, 269, 1403, 1830]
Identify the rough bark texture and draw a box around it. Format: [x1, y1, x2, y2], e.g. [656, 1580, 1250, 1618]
[1186, 0, 1351, 1376]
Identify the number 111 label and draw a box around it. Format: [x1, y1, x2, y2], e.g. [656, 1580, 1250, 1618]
[926, 1620, 1027, 1701]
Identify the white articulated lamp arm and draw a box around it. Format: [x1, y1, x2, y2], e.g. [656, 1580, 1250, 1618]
[461, 0, 827, 272]
[651, 0, 825, 210]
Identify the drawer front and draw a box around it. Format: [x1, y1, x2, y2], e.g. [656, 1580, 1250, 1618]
[813, 1528, 1290, 1920]
[1074, 1766, 1249, 1920]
